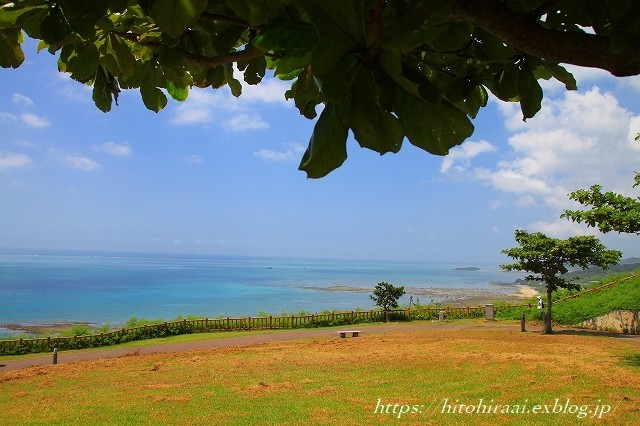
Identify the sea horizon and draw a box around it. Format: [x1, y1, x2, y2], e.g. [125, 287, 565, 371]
[0, 248, 527, 335]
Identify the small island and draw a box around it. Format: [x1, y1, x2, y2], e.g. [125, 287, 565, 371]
[453, 267, 481, 271]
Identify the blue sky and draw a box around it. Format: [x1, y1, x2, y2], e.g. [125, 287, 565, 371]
[2, 38, 640, 263]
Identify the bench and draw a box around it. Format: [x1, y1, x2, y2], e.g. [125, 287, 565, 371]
[338, 330, 361, 338]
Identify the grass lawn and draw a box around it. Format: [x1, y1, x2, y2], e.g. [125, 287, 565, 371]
[1, 325, 638, 425]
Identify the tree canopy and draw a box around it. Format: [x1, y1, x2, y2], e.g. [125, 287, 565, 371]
[370, 281, 405, 321]
[562, 172, 640, 235]
[501, 230, 621, 334]
[2, 0, 640, 177]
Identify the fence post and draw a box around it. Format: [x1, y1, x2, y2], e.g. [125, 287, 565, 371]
[521, 313, 526, 332]
[484, 304, 495, 321]
[248, 317, 251, 331]
[52, 347, 58, 365]
[291, 315, 294, 329]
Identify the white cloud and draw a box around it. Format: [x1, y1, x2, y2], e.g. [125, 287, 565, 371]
[471, 86, 640, 237]
[20, 113, 51, 128]
[240, 78, 290, 105]
[440, 140, 496, 173]
[169, 76, 290, 129]
[478, 87, 640, 202]
[55, 153, 101, 171]
[183, 154, 204, 164]
[94, 142, 132, 157]
[528, 218, 598, 238]
[0, 152, 31, 170]
[12, 93, 35, 107]
[254, 143, 306, 162]
[0, 112, 18, 124]
[222, 113, 269, 132]
[169, 89, 224, 125]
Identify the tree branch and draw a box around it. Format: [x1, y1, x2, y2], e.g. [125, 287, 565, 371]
[446, 0, 640, 77]
[114, 32, 265, 68]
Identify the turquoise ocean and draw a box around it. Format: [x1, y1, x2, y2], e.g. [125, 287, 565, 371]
[0, 250, 525, 336]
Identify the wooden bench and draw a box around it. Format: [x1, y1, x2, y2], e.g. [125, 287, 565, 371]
[338, 330, 361, 338]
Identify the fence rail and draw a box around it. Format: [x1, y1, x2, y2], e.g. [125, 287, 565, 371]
[0, 306, 493, 355]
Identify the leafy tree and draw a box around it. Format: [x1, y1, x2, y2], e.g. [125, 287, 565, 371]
[501, 230, 621, 334]
[562, 172, 640, 235]
[370, 281, 405, 321]
[2, 1, 640, 177]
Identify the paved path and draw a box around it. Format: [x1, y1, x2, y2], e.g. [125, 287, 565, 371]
[1, 322, 637, 372]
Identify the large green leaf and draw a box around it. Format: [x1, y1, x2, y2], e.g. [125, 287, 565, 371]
[298, 104, 349, 178]
[299, 0, 366, 46]
[347, 68, 404, 154]
[285, 67, 322, 119]
[395, 90, 474, 155]
[518, 71, 543, 120]
[92, 66, 119, 112]
[39, 5, 71, 44]
[311, 48, 361, 103]
[253, 21, 318, 50]
[140, 61, 167, 112]
[382, 2, 450, 53]
[223, 63, 242, 97]
[0, 28, 25, 68]
[541, 60, 577, 91]
[149, 0, 208, 38]
[166, 81, 189, 101]
[490, 65, 520, 101]
[65, 43, 100, 80]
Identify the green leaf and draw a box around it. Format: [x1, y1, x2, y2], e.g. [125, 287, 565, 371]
[382, 2, 450, 53]
[490, 65, 520, 101]
[223, 63, 242, 97]
[149, 0, 208, 38]
[541, 60, 577, 91]
[464, 85, 488, 119]
[518, 71, 543, 120]
[239, 55, 266, 85]
[140, 61, 167, 112]
[39, 5, 71, 45]
[275, 50, 311, 80]
[66, 43, 100, 80]
[473, 29, 516, 62]
[167, 81, 189, 101]
[347, 68, 404, 154]
[92, 66, 118, 112]
[0, 28, 25, 68]
[298, 104, 349, 178]
[311, 48, 361, 103]
[430, 22, 472, 52]
[299, 0, 366, 46]
[285, 67, 322, 119]
[395, 90, 474, 155]
[253, 21, 319, 50]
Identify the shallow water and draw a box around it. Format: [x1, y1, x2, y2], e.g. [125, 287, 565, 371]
[0, 250, 525, 328]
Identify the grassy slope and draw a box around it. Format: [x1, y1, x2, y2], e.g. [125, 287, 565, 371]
[496, 270, 640, 325]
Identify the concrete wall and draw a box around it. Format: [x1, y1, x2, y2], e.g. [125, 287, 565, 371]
[576, 310, 639, 334]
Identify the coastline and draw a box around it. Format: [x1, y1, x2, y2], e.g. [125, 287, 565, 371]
[0, 284, 539, 336]
[302, 282, 539, 306]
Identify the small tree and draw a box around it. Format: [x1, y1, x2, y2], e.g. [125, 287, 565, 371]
[370, 282, 405, 322]
[501, 230, 621, 334]
[562, 172, 640, 235]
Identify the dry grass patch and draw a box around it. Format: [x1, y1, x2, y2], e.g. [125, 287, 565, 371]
[0, 328, 638, 425]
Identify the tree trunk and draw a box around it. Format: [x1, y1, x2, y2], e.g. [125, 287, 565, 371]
[544, 287, 553, 334]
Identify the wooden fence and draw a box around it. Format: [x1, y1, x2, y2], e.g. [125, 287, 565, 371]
[0, 306, 491, 355]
